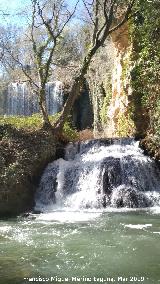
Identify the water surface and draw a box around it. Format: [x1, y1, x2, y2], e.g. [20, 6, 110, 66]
[0, 209, 160, 284]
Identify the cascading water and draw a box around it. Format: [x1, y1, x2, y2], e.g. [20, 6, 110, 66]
[6, 82, 33, 116]
[45, 81, 63, 115]
[1, 140, 160, 283]
[35, 138, 160, 212]
[5, 81, 63, 116]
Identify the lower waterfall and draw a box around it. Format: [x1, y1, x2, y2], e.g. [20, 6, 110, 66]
[1, 139, 160, 283]
[35, 138, 160, 212]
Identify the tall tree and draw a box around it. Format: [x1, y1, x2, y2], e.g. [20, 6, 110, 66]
[28, 0, 79, 127]
[53, 0, 137, 133]
[0, 0, 137, 134]
[0, 0, 79, 128]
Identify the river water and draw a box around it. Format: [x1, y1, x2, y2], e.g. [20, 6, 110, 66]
[0, 139, 160, 284]
[0, 209, 160, 284]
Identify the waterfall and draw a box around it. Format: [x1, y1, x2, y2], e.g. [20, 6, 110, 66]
[5, 81, 63, 116]
[45, 81, 63, 115]
[35, 139, 160, 211]
[6, 82, 32, 116]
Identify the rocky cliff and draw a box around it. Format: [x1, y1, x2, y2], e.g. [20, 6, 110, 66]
[90, 1, 159, 146]
[88, 23, 135, 138]
[105, 23, 135, 137]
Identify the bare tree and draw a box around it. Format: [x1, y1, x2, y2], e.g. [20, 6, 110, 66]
[53, 0, 137, 133]
[0, 25, 22, 77]
[0, 0, 79, 128]
[28, 0, 80, 127]
[0, 0, 137, 135]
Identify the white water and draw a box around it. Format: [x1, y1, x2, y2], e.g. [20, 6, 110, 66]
[1, 142, 160, 283]
[35, 139, 160, 221]
[5, 81, 63, 116]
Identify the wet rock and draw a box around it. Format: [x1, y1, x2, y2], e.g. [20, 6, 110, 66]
[102, 157, 122, 194]
[36, 138, 160, 210]
[110, 186, 152, 208]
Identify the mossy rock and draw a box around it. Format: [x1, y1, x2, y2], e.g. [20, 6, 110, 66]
[0, 124, 56, 216]
[140, 136, 160, 162]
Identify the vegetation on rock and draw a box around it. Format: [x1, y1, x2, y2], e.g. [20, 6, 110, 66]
[0, 113, 78, 216]
[0, 124, 56, 216]
[130, 0, 160, 138]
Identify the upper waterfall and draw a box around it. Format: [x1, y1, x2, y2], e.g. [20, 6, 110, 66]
[5, 81, 63, 116]
[35, 139, 160, 212]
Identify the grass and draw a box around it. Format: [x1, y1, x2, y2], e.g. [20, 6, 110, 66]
[0, 113, 79, 141]
[0, 114, 57, 130]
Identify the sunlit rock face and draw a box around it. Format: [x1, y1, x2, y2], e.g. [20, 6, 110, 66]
[86, 39, 116, 138]
[86, 23, 134, 138]
[104, 23, 134, 137]
[4, 81, 63, 116]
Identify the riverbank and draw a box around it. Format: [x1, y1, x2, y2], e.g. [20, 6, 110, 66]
[0, 124, 57, 216]
[0, 114, 79, 216]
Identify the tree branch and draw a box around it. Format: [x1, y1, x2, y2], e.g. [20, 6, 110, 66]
[108, 1, 136, 34]
[82, 0, 95, 25]
[56, 0, 80, 38]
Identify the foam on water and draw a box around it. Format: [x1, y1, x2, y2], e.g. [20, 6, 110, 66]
[150, 206, 160, 214]
[0, 226, 12, 234]
[124, 224, 152, 230]
[37, 211, 101, 223]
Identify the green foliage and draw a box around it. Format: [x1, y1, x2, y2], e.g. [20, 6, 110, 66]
[130, 0, 160, 137]
[100, 91, 112, 125]
[63, 121, 78, 141]
[116, 112, 135, 137]
[154, 98, 160, 137]
[0, 113, 78, 141]
[0, 114, 44, 130]
[121, 57, 129, 83]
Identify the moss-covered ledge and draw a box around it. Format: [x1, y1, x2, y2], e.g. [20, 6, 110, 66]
[0, 125, 56, 217]
[140, 136, 160, 162]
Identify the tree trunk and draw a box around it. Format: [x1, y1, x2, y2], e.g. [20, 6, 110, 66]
[52, 0, 134, 135]
[53, 51, 94, 133]
[39, 89, 52, 129]
[53, 75, 83, 132]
